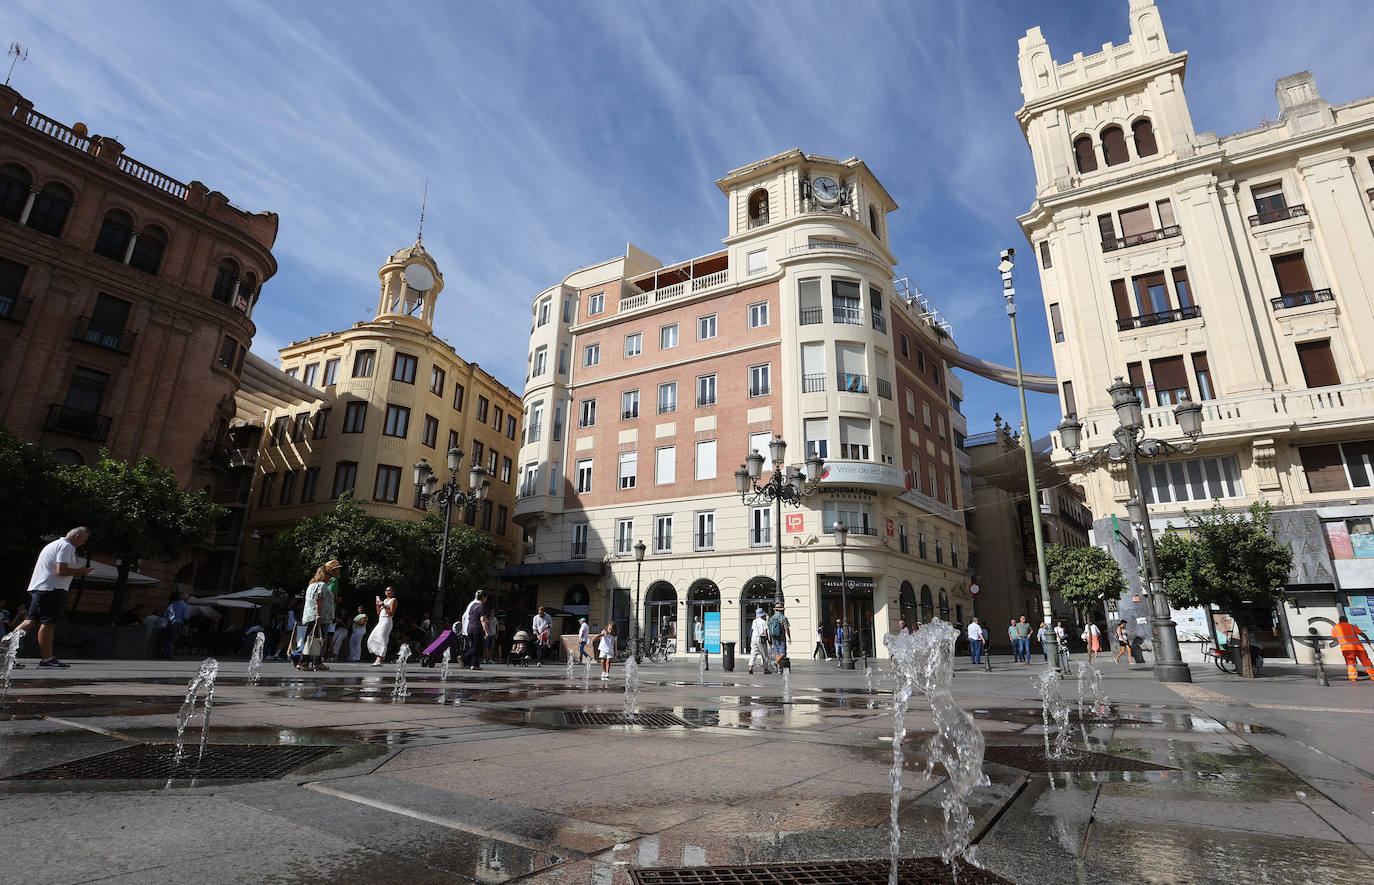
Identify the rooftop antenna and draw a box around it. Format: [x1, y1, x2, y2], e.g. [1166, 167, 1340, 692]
[6, 43, 28, 87]
[416, 179, 428, 244]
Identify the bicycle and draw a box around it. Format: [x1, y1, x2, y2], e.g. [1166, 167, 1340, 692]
[644, 634, 673, 663]
[1194, 634, 1263, 674]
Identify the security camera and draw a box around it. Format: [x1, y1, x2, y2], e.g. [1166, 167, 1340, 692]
[1000, 248, 1015, 261]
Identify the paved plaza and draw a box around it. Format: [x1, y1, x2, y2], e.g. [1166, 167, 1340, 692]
[1, 652, 1372, 884]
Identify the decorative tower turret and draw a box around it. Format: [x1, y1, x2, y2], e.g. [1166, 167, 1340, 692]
[375, 239, 444, 329]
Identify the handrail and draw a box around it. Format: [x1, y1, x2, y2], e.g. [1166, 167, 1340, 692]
[1248, 204, 1306, 227]
[1271, 288, 1334, 311]
[1116, 305, 1201, 331]
[1101, 225, 1181, 252]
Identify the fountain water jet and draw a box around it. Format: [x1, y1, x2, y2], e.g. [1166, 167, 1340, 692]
[174, 658, 219, 764]
[246, 632, 266, 686]
[1084, 663, 1108, 717]
[582, 656, 593, 691]
[1036, 666, 1071, 757]
[781, 667, 792, 704]
[864, 663, 875, 695]
[623, 655, 641, 715]
[565, 652, 576, 680]
[440, 647, 452, 682]
[391, 645, 411, 698]
[1, 627, 25, 707]
[698, 650, 707, 685]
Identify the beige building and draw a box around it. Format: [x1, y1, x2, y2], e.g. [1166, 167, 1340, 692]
[1016, 0, 1374, 661]
[510, 149, 971, 658]
[245, 241, 524, 582]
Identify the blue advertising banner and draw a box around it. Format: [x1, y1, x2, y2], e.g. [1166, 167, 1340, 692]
[704, 612, 721, 654]
[1347, 595, 1374, 638]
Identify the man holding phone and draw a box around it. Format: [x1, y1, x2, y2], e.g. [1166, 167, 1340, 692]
[6, 527, 93, 668]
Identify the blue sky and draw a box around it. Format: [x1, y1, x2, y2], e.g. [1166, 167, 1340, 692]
[4, 0, 1372, 437]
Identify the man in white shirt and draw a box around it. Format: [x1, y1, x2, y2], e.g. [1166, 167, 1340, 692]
[532, 606, 552, 666]
[577, 617, 591, 662]
[747, 609, 772, 675]
[8, 527, 92, 669]
[967, 618, 984, 665]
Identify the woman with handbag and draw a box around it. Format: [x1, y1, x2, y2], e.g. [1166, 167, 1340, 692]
[367, 587, 398, 667]
[297, 565, 332, 671]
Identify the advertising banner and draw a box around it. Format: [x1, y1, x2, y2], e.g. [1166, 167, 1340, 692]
[704, 611, 721, 654]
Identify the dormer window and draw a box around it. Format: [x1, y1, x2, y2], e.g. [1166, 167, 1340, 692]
[747, 189, 769, 229]
[1131, 118, 1158, 157]
[1101, 126, 1128, 166]
[1073, 136, 1097, 173]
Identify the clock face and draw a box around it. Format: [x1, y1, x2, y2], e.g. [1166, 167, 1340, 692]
[813, 177, 840, 203]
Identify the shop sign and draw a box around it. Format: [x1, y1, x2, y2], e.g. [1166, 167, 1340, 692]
[818, 574, 875, 594]
[1270, 509, 1335, 585]
[818, 462, 906, 489]
[785, 512, 805, 533]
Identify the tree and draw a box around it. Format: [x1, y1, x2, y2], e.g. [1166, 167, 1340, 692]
[1153, 501, 1293, 677]
[67, 453, 223, 618]
[1046, 543, 1128, 619]
[0, 429, 68, 554]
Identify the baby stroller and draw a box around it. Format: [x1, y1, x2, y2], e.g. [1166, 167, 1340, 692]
[506, 629, 533, 666]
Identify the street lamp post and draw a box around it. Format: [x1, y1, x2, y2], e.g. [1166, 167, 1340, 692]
[834, 523, 855, 670]
[999, 248, 1060, 673]
[414, 446, 491, 625]
[1057, 377, 1204, 683]
[735, 436, 825, 612]
[633, 539, 647, 663]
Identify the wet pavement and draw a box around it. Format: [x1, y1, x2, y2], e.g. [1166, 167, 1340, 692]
[1, 656, 1372, 884]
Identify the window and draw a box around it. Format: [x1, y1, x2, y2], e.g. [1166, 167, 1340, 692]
[1133, 271, 1170, 316]
[259, 473, 278, 506]
[300, 363, 319, 387]
[1062, 381, 1077, 419]
[1132, 118, 1158, 157]
[301, 467, 320, 503]
[904, 389, 916, 419]
[557, 346, 568, 375]
[822, 502, 873, 536]
[470, 440, 484, 467]
[1038, 240, 1052, 269]
[314, 358, 335, 387]
[622, 389, 640, 420]
[746, 249, 767, 275]
[563, 296, 575, 323]
[750, 506, 771, 547]
[373, 465, 401, 503]
[1156, 199, 1175, 228]
[1252, 182, 1286, 218]
[804, 418, 829, 460]
[919, 531, 927, 558]
[695, 439, 717, 480]
[576, 459, 593, 493]
[624, 333, 642, 358]
[477, 396, 489, 423]
[537, 299, 551, 327]
[331, 461, 358, 498]
[900, 334, 910, 358]
[392, 353, 417, 384]
[1127, 362, 1147, 404]
[1101, 126, 1128, 166]
[1272, 252, 1314, 296]
[748, 431, 771, 459]
[85, 293, 132, 350]
[553, 403, 563, 441]
[616, 518, 634, 555]
[870, 286, 885, 331]
[579, 398, 597, 427]
[129, 225, 166, 275]
[653, 515, 673, 553]
[448, 430, 460, 452]
[922, 403, 932, 430]
[1296, 339, 1340, 388]
[1172, 267, 1193, 309]
[1192, 353, 1214, 401]
[748, 301, 769, 328]
[694, 511, 715, 550]
[907, 454, 920, 492]
[951, 543, 959, 568]
[583, 343, 600, 367]
[937, 414, 946, 440]
[284, 368, 298, 380]
[1301, 442, 1374, 493]
[383, 405, 410, 438]
[496, 505, 508, 534]
[1150, 356, 1190, 406]
[492, 406, 504, 432]
[798, 277, 822, 325]
[453, 383, 464, 411]
[1073, 135, 1098, 173]
[655, 446, 676, 485]
[588, 292, 605, 315]
[94, 210, 133, 261]
[532, 346, 547, 377]
[527, 401, 543, 442]
[696, 374, 717, 406]
[1049, 302, 1065, 342]
[342, 402, 367, 433]
[26, 183, 73, 237]
[0, 164, 31, 221]
[291, 412, 309, 443]
[422, 414, 439, 448]
[571, 523, 588, 558]
[486, 449, 498, 475]
[660, 323, 679, 349]
[352, 350, 376, 378]
[698, 314, 717, 340]
[658, 382, 677, 414]
[747, 188, 769, 226]
[839, 417, 870, 460]
[506, 415, 517, 439]
[1119, 205, 1153, 238]
[313, 408, 331, 439]
[749, 364, 771, 397]
[1097, 214, 1117, 250]
[429, 365, 445, 395]
[524, 527, 536, 556]
[500, 457, 512, 483]
[619, 451, 637, 489]
[1138, 455, 1244, 503]
[832, 279, 861, 324]
[520, 462, 539, 496]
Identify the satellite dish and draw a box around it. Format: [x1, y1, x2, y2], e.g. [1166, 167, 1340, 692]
[403, 262, 434, 291]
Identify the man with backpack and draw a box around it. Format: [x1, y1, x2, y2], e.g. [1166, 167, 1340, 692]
[767, 604, 792, 671]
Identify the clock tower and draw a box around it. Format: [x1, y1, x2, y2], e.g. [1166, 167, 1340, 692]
[375, 239, 444, 330]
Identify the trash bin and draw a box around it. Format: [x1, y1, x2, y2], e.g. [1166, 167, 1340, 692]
[721, 641, 736, 671]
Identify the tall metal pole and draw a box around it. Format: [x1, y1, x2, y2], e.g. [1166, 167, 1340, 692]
[634, 551, 643, 664]
[1128, 449, 1192, 683]
[431, 498, 453, 624]
[774, 490, 784, 609]
[839, 536, 854, 670]
[1001, 249, 1060, 673]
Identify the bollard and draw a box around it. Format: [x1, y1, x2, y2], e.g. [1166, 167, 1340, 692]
[1308, 628, 1329, 688]
[984, 647, 993, 672]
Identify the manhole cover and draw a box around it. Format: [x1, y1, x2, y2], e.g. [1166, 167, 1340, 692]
[630, 858, 1013, 884]
[982, 745, 1176, 773]
[9, 743, 340, 781]
[563, 711, 692, 729]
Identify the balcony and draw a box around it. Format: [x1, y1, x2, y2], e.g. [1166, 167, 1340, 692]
[833, 305, 862, 325]
[45, 403, 111, 441]
[73, 317, 137, 354]
[785, 242, 884, 266]
[802, 373, 826, 393]
[799, 306, 823, 325]
[876, 378, 893, 400]
[748, 384, 770, 398]
[617, 268, 730, 315]
[195, 438, 230, 469]
[747, 214, 769, 230]
[1100, 224, 1181, 252]
[838, 373, 868, 394]
[1116, 305, 1201, 331]
[0, 294, 33, 323]
[1271, 288, 1334, 311]
[871, 312, 886, 333]
[694, 533, 715, 551]
[1248, 204, 1307, 226]
[749, 530, 772, 548]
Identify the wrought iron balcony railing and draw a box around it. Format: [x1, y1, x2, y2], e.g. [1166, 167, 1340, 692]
[1116, 304, 1202, 331]
[1248, 204, 1307, 226]
[1270, 288, 1334, 311]
[1101, 224, 1181, 252]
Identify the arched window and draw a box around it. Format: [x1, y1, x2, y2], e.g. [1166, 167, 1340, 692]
[129, 224, 167, 275]
[26, 182, 74, 237]
[645, 581, 677, 640]
[93, 210, 134, 261]
[747, 188, 769, 227]
[920, 585, 934, 623]
[1101, 126, 1128, 166]
[0, 163, 32, 221]
[899, 581, 917, 622]
[212, 259, 239, 304]
[1073, 136, 1097, 174]
[239, 271, 258, 312]
[1131, 118, 1158, 158]
[51, 448, 84, 466]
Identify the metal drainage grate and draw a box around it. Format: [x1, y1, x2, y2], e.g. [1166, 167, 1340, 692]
[563, 711, 692, 729]
[982, 745, 1177, 773]
[630, 858, 1013, 884]
[10, 743, 340, 781]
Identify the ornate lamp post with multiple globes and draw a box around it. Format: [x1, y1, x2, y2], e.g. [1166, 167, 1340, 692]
[1056, 377, 1205, 683]
[414, 446, 491, 624]
[734, 436, 825, 611]
[633, 539, 647, 663]
[833, 522, 856, 670]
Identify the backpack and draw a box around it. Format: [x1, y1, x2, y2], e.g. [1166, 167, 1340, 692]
[163, 603, 179, 626]
[768, 614, 784, 640]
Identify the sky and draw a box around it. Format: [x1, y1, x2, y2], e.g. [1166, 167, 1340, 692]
[4, 0, 1373, 438]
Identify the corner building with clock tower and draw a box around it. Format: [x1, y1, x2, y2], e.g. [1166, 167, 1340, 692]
[509, 150, 971, 659]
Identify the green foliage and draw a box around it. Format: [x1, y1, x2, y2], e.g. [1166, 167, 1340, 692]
[251, 494, 494, 616]
[1046, 543, 1128, 611]
[1153, 501, 1294, 613]
[0, 430, 69, 553]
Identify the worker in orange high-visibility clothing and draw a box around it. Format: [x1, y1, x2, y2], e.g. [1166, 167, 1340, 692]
[1331, 616, 1373, 682]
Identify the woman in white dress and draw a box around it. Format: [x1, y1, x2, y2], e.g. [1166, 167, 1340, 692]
[367, 587, 398, 666]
